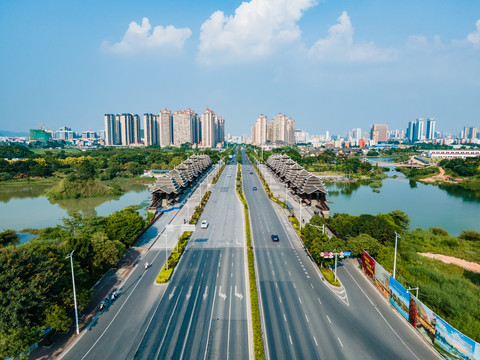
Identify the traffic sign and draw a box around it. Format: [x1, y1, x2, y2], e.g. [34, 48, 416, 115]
[329, 252, 334, 258]
[340, 251, 344, 258]
[320, 252, 325, 257]
[344, 251, 351, 257]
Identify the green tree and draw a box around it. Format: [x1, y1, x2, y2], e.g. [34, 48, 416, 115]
[347, 233, 380, 256]
[0, 230, 19, 247]
[388, 210, 410, 232]
[91, 232, 125, 271]
[105, 209, 146, 246]
[128, 161, 143, 176]
[0, 247, 67, 331]
[45, 304, 71, 332]
[0, 326, 43, 359]
[76, 159, 96, 180]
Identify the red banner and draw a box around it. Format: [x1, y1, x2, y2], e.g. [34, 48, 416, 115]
[362, 250, 375, 280]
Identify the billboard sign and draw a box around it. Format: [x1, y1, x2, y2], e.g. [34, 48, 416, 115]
[409, 295, 436, 346]
[434, 316, 478, 360]
[362, 250, 375, 280]
[389, 277, 410, 321]
[374, 262, 390, 299]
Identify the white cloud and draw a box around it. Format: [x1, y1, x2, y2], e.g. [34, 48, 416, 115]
[198, 0, 316, 65]
[103, 17, 192, 53]
[309, 11, 396, 62]
[467, 19, 480, 46]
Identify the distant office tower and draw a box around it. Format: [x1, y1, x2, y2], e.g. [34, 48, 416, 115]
[414, 118, 425, 141]
[406, 121, 414, 142]
[104, 114, 117, 145]
[370, 124, 388, 142]
[295, 129, 309, 144]
[144, 113, 159, 146]
[463, 126, 480, 140]
[201, 108, 215, 147]
[159, 109, 173, 147]
[426, 118, 436, 140]
[267, 113, 295, 146]
[352, 128, 362, 145]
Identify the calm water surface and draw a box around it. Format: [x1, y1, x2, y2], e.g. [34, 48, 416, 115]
[0, 183, 151, 242]
[326, 177, 480, 236]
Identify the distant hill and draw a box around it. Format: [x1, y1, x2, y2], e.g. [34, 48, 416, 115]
[0, 130, 28, 137]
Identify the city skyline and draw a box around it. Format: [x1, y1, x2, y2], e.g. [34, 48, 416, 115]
[1, 0, 479, 135]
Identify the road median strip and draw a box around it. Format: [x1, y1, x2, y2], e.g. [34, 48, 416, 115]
[236, 155, 265, 360]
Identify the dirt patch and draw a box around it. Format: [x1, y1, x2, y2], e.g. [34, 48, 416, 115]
[419, 252, 480, 273]
[418, 166, 463, 184]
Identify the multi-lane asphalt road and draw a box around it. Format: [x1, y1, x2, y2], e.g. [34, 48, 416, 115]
[62, 154, 250, 360]
[61, 148, 441, 360]
[241, 149, 440, 360]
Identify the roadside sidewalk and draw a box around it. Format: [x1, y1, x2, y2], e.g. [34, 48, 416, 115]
[30, 246, 146, 360]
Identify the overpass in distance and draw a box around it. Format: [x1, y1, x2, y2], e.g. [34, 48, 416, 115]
[61, 148, 440, 360]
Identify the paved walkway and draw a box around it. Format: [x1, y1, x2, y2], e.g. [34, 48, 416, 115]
[29, 165, 220, 360]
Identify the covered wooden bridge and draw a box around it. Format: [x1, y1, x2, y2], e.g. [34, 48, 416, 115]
[149, 155, 212, 208]
[266, 154, 330, 215]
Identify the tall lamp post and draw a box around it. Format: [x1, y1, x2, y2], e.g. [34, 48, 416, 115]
[393, 231, 400, 279]
[66, 251, 79, 335]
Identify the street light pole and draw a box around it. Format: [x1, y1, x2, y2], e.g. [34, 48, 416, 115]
[334, 253, 338, 282]
[393, 231, 400, 279]
[66, 251, 79, 335]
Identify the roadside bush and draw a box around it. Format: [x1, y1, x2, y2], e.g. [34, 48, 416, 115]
[459, 230, 480, 242]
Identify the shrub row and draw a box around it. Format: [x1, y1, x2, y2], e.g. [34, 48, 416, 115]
[236, 161, 265, 360]
[189, 191, 212, 225]
[211, 164, 226, 185]
[156, 231, 192, 283]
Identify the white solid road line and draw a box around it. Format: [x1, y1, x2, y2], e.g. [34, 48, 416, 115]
[153, 288, 185, 359]
[203, 284, 218, 360]
[343, 265, 422, 360]
[227, 286, 233, 360]
[79, 249, 166, 360]
[179, 284, 203, 360]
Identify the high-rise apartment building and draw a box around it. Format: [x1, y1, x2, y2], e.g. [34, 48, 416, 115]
[173, 109, 198, 146]
[370, 124, 388, 142]
[201, 108, 215, 148]
[267, 113, 295, 146]
[252, 114, 268, 146]
[144, 113, 159, 146]
[105, 108, 224, 148]
[104, 114, 119, 145]
[426, 118, 436, 140]
[159, 109, 173, 147]
[119, 113, 141, 146]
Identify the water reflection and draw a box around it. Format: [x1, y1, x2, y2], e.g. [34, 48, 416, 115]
[325, 178, 480, 235]
[0, 183, 150, 234]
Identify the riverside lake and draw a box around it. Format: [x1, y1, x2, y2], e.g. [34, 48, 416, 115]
[326, 175, 480, 236]
[0, 182, 151, 243]
[1, 173, 479, 241]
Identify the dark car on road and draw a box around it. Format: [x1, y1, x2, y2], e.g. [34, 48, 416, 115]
[271, 234, 279, 242]
[253, 187, 257, 191]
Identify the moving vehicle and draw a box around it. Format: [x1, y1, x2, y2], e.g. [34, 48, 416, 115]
[271, 234, 279, 242]
[201, 220, 209, 229]
[253, 187, 257, 191]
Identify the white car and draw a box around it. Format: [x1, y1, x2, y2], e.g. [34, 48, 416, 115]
[201, 220, 209, 229]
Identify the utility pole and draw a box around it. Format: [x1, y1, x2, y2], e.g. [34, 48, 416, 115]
[393, 231, 400, 279]
[66, 251, 79, 335]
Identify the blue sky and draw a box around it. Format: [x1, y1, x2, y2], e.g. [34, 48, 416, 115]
[1, 0, 479, 137]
